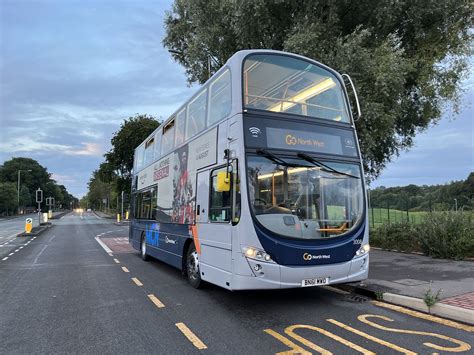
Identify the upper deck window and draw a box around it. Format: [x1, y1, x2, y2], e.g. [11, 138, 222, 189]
[208, 69, 231, 126]
[186, 89, 207, 140]
[243, 54, 350, 123]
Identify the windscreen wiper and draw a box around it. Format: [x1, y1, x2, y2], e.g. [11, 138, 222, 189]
[257, 150, 300, 167]
[297, 153, 360, 179]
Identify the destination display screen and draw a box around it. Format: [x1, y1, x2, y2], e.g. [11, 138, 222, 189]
[244, 116, 358, 157]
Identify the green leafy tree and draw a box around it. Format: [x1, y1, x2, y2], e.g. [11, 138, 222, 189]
[0, 157, 77, 212]
[163, 0, 472, 178]
[0, 182, 18, 216]
[102, 114, 160, 193]
[19, 185, 31, 208]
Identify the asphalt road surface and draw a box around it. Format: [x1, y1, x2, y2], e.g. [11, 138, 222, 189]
[0, 211, 472, 354]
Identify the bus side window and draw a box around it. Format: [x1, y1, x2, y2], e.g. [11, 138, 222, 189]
[208, 69, 231, 126]
[175, 108, 186, 146]
[209, 167, 231, 222]
[186, 89, 207, 140]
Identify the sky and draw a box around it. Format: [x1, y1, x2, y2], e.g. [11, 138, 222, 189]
[1, 0, 473, 198]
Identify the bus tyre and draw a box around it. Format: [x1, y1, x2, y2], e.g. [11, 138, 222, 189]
[186, 244, 202, 289]
[140, 235, 149, 261]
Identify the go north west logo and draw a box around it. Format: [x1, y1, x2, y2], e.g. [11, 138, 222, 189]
[145, 223, 160, 247]
[303, 253, 331, 261]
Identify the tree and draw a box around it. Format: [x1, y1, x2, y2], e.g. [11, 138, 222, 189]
[19, 185, 31, 208]
[163, 0, 472, 179]
[102, 114, 160, 193]
[0, 157, 77, 212]
[0, 182, 18, 216]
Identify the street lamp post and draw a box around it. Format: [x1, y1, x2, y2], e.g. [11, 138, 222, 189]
[17, 169, 32, 214]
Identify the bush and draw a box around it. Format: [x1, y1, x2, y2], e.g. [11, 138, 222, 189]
[416, 211, 474, 260]
[370, 222, 420, 252]
[370, 211, 474, 260]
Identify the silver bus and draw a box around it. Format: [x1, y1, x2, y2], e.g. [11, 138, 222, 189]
[129, 50, 369, 290]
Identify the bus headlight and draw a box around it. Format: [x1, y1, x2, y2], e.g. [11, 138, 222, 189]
[242, 246, 274, 263]
[355, 244, 370, 257]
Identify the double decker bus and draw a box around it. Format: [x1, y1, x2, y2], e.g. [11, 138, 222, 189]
[129, 50, 369, 290]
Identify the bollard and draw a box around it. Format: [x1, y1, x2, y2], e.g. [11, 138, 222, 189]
[117, 214, 121, 223]
[125, 211, 129, 220]
[25, 218, 33, 234]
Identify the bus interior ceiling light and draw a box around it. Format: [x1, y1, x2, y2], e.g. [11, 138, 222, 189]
[268, 78, 336, 112]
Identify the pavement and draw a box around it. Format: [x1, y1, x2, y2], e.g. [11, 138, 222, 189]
[350, 248, 474, 324]
[0, 211, 473, 353]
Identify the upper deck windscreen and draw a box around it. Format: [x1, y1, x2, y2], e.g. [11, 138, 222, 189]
[243, 54, 350, 123]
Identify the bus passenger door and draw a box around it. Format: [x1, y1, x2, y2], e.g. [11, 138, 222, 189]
[195, 168, 233, 286]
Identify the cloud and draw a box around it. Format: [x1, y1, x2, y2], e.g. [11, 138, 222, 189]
[65, 143, 103, 156]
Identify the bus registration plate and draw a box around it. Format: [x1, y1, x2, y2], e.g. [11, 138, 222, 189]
[301, 277, 329, 287]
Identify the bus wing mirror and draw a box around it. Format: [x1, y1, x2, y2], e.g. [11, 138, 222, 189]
[216, 171, 231, 192]
[342, 73, 361, 122]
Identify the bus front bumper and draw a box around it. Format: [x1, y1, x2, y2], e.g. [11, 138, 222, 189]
[230, 254, 369, 290]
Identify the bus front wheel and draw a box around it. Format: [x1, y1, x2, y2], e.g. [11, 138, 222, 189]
[186, 244, 202, 289]
[140, 235, 149, 261]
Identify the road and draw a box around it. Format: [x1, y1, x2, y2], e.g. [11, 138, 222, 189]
[0, 211, 472, 353]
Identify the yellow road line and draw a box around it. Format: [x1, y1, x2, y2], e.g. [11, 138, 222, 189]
[113, 258, 120, 264]
[132, 277, 143, 286]
[327, 319, 416, 354]
[322, 285, 350, 295]
[286, 324, 374, 354]
[264, 329, 311, 355]
[121, 266, 129, 273]
[148, 294, 165, 308]
[358, 314, 471, 353]
[372, 300, 474, 333]
[175, 322, 207, 350]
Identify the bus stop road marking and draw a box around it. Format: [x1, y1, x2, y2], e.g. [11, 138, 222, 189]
[147, 294, 165, 308]
[264, 329, 311, 355]
[132, 277, 143, 286]
[327, 318, 416, 354]
[285, 324, 375, 354]
[175, 322, 207, 350]
[372, 301, 474, 333]
[121, 266, 129, 273]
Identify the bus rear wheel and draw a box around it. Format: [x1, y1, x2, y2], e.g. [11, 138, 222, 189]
[186, 244, 202, 289]
[140, 235, 149, 261]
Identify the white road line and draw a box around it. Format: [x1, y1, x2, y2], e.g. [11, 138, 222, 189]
[94, 237, 113, 254]
[2, 257, 8, 261]
[19, 246, 24, 249]
[8, 253, 14, 256]
[14, 249, 20, 252]
[34, 245, 48, 264]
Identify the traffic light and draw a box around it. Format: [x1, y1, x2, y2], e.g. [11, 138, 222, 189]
[36, 189, 43, 203]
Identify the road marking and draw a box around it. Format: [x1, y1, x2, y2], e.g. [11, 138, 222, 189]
[94, 237, 113, 254]
[8, 253, 14, 256]
[148, 294, 165, 308]
[322, 285, 350, 295]
[2, 257, 8, 261]
[264, 329, 311, 355]
[358, 314, 471, 352]
[327, 319, 416, 354]
[175, 322, 207, 350]
[132, 277, 143, 286]
[113, 258, 120, 264]
[285, 324, 374, 354]
[121, 266, 130, 273]
[19, 246, 24, 249]
[34, 245, 48, 264]
[14, 249, 20, 252]
[372, 300, 474, 332]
